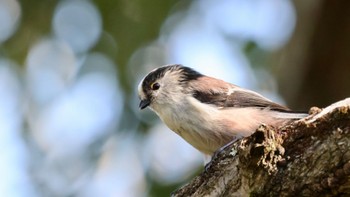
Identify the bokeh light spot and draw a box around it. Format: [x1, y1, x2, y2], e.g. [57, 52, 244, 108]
[53, 0, 102, 53]
[0, 0, 21, 43]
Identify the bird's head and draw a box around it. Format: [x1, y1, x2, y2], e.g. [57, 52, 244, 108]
[137, 64, 203, 111]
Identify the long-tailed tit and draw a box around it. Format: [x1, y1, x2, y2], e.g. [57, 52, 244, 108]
[138, 64, 307, 158]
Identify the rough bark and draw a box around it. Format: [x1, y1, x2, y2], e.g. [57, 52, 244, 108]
[172, 98, 350, 197]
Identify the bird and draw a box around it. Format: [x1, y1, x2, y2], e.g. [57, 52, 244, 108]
[138, 64, 307, 160]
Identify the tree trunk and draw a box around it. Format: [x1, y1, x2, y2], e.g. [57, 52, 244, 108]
[276, 0, 350, 110]
[172, 98, 350, 197]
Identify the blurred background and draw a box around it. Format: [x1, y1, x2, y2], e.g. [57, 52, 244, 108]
[0, 0, 349, 196]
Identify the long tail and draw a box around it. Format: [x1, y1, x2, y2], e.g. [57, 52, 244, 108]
[275, 111, 308, 119]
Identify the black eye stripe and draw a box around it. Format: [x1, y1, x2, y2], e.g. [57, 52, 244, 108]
[141, 64, 203, 91]
[142, 67, 168, 91]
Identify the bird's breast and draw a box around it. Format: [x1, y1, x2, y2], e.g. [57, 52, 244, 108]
[153, 97, 237, 155]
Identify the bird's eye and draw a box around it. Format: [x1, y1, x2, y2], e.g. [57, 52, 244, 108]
[151, 82, 160, 90]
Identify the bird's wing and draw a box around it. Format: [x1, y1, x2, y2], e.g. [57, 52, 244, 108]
[192, 86, 291, 112]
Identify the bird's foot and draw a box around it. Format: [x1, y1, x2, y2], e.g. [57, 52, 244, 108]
[204, 137, 241, 172]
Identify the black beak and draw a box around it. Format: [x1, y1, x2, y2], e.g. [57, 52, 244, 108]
[139, 99, 150, 110]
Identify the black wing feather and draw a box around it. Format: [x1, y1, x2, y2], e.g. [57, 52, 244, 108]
[193, 88, 291, 112]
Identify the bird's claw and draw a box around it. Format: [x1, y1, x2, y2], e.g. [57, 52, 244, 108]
[204, 137, 240, 172]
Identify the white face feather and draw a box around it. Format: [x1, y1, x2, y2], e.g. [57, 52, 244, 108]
[152, 70, 184, 105]
[138, 66, 187, 110]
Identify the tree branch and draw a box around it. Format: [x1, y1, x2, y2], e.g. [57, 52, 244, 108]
[172, 98, 350, 196]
